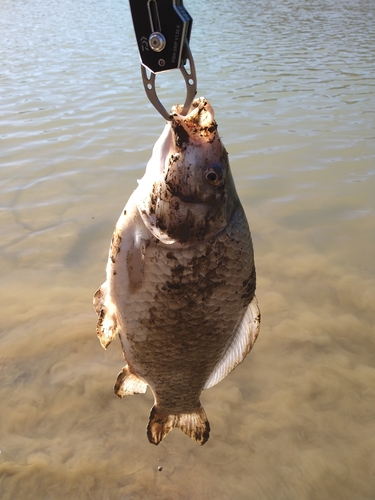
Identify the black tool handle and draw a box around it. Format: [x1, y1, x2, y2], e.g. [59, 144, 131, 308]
[129, 0, 193, 73]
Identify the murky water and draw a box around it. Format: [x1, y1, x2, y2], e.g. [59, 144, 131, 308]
[1, 0, 375, 498]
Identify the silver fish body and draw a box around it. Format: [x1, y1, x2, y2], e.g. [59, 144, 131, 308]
[94, 97, 260, 445]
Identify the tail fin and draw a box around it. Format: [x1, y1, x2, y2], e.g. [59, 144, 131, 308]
[147, 405, 210, 446]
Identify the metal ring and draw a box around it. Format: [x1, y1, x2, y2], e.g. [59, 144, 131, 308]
[140, 41, 197, 121]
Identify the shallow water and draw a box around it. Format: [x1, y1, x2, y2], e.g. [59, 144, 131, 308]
[1, 0, 375, 498]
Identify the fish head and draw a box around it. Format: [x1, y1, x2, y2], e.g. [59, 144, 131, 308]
[137, 97, 239, 246]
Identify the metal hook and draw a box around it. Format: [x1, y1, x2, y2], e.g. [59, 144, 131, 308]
[141, 41, 197, 121]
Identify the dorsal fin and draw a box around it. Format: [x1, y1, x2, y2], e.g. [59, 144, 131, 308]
[204, 296, 260, 390]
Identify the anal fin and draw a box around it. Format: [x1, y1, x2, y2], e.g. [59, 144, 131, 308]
[114, 366, 148, 398]
[147, 405, 210, 446]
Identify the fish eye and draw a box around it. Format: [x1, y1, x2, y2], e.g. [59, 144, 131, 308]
[205, 163, 223, 186]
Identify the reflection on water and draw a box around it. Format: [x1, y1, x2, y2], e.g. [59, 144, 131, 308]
[1, 0, 374, 498]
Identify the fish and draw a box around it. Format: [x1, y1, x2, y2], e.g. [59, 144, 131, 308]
[93, 97, 260, 446]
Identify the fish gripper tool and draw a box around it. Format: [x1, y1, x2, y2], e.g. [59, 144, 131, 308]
[129, 0, 197, 121]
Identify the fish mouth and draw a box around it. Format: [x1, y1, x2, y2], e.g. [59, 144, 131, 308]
[169, 97, 219, 148]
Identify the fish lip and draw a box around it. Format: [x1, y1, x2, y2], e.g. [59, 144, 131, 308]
[169, 97, 218, 147]
[170, 96, 210, 119]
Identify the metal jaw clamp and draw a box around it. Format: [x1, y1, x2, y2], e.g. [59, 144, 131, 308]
[129, 0, 197, 120]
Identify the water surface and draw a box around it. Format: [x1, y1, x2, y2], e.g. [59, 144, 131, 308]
[1, 0, 375, 498]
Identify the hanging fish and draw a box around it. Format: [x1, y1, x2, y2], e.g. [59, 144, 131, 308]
[94, 97, 260, 445]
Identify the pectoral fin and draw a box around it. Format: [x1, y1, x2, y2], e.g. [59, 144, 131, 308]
[114, 366, 148, 397]
[125, 239, 147, 295]
[204, 296, 261, 390]
[93, 283, 118, 349]
[93, 283, 106, 315]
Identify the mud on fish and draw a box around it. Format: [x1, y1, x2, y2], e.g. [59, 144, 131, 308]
[94, 97, 260, 445]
